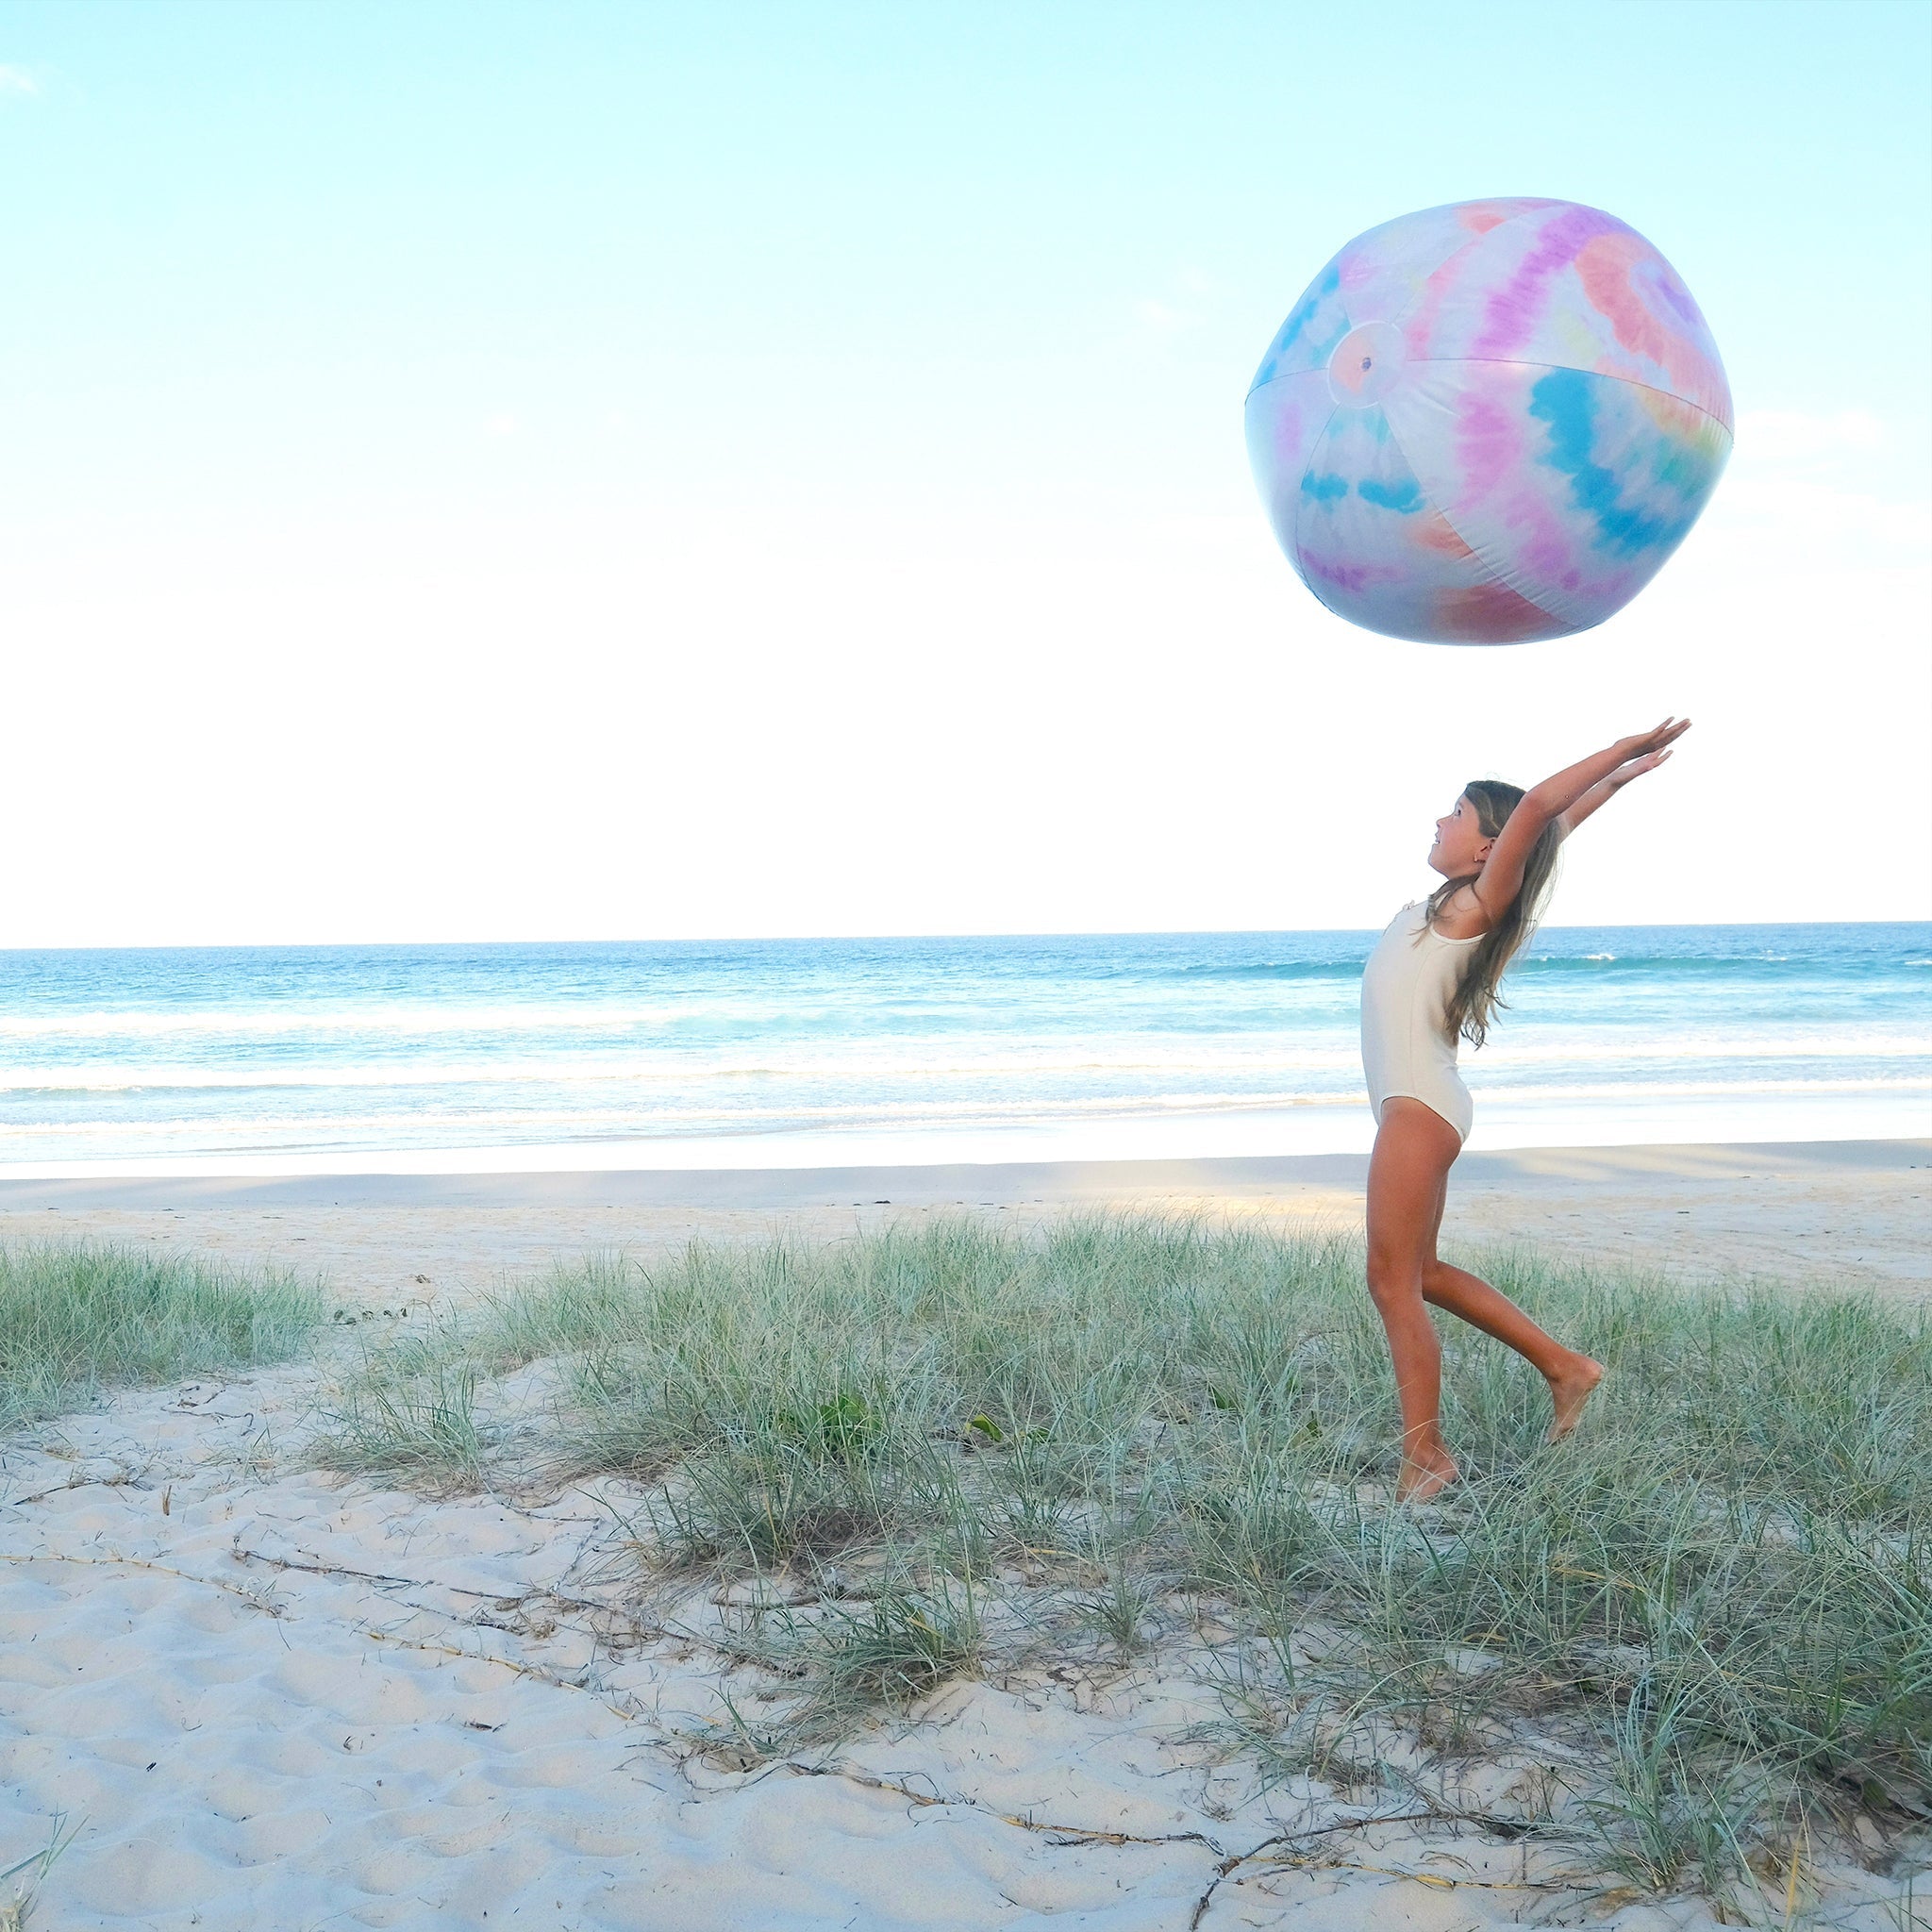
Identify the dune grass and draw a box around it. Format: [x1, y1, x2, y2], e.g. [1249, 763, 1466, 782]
[319, 1337, 491, 1492]
[0, 1241, 327, 1432]
[320, 1215, 1932, 1898]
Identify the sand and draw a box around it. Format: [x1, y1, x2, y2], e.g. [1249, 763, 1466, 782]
[0, 1138, 1924, 1315]
[2, 1140, 1926, 1929]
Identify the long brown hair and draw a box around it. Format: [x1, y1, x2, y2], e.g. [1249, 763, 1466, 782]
[1425, 779, 1561, 1049]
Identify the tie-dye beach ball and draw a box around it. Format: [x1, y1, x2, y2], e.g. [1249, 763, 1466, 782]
[1245, 199, 1732, 644]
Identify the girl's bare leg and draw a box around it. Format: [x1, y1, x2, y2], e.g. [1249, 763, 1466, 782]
[1365, 1099, 1463, 1500]
[1368, 1103, 1607, 1495]
[1415, 1173, 1605, 1441]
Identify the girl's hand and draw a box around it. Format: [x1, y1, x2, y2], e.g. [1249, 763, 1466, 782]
[1557, 729, 1688, 838]
[1611, 717, 1692, 762]
[1607, 745, 1675, 789]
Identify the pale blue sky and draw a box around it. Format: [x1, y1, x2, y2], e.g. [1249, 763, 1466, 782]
[1, 2, 1927, 942]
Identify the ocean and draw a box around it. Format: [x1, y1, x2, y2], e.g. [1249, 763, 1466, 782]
[0, 924, 1924, 1175]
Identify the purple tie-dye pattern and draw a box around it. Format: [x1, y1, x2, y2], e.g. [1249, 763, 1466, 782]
[1652, 267, 1701, 332]
[1454, 390, 1521, 506]
[1243, 197, 1732, 644]
[1469, 203, 1624, 361]
[1337, 250, 1379, 293]
[1504, 489, 1580, 591]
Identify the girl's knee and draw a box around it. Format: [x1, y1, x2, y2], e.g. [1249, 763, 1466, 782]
[1365, 1251, 1422, 1308]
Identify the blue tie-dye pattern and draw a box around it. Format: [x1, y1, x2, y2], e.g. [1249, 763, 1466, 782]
[1650, 423, 1721, 495]
[1248, 262, 1342, 393]
[1529, 370, 1702, 558]
[1300, 473, 1350, 503]
[1357, 476, 1423, 512]
[1274, 263, 1338, 357]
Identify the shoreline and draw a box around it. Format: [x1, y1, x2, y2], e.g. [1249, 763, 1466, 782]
[0, 1131, 1922, 1203]
[2, 1089, 1926, 1182]
[2, 1136, 1924, 1297]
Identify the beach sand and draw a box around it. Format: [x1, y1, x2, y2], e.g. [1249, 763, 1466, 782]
[2, 1140, 1926, 1929]
[0, 1137, 1923, 1313]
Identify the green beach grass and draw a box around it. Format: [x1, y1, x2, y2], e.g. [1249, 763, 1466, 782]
[0, 1241, 327, 1433]
[319, 1215, 1931, 1900]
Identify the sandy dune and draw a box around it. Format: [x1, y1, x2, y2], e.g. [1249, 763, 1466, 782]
[13, 1357, 1915, 1932]
[3, 1142, 1927, 1927]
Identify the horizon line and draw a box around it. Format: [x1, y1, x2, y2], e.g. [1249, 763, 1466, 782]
[0, 915, 1927, 958]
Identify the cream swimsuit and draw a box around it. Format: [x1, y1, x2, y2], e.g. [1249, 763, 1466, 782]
[1359, 902, 1481, 1141]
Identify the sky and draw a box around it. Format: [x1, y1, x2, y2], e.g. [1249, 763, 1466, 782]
[1, 0, 1927, 946]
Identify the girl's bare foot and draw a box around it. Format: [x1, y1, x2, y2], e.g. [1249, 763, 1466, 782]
[1545, 1355, 1605, 1442]
[1396, 1450, 1460, 1504]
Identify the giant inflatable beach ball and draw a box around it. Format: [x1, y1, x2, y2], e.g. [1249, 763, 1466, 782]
[1245, 199, 1732, 644]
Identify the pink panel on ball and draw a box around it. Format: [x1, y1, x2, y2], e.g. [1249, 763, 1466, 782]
[1288, 401, 1570, 644]
[1404, 203, 1732, 430]
[1242, 367, 1338, 598]
[1386, 361, 1733, 631]
[1331, 197, 1558, 338]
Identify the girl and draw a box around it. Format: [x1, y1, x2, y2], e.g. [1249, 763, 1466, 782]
[1360, 717, 1691, 1501]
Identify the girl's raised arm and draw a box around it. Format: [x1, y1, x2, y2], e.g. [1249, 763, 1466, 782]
[1469, 718, 1691, 923]
[1556, 736, 1685, 840]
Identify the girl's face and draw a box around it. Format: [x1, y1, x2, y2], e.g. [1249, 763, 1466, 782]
[1428, 793, 1493, 878]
